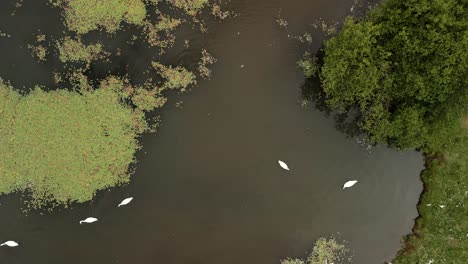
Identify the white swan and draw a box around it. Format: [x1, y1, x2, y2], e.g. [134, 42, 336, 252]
[1, 241, 19, 247]
[342, 180, 358, 189]
[278, 160, 290, 171]
[118, 197, 134, 207]
[79, 217, 98, 224]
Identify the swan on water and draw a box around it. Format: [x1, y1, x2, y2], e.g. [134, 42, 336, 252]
[1, 241, 19, 247]
[79, 217, 98, 224]
[342, 180, 358, 189]
[278, 160, 290, 171]
[118, 197, 134, 207]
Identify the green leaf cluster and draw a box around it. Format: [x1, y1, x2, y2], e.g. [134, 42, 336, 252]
[321, 0, 467, 150]
[317, 0, 468, 262]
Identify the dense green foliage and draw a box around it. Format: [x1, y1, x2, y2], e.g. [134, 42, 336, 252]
[281, 237, 351, 264]
[0, 79, 147, 207]
[314, 0, 468, 262]
[321, 0, 467, 150]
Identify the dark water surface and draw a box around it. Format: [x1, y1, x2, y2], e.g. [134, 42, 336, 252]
[0, 0, 423, 263]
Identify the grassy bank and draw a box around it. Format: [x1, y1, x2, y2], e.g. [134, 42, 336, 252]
[394, 124, 467, 263]
[296, 0, 467, 262]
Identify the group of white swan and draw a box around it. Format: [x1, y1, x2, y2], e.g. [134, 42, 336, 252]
[1, 197, 134, 247]
[2, 161, 357, 248]
[278, 160, 358, 189]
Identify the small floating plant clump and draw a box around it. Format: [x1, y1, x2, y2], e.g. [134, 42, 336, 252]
[0, 0, 224, 209]
[144, 14, 182, 50]
[56, 36, 108, 64]
[28, 33, 48, 62]
[211, 3, 232, 20]
[281, 237, 352, 264]
[167, 0, 209, 16]
[198, 49, 217, 79]
[297, 52, 318, 78]
[152, 62, 197, 91]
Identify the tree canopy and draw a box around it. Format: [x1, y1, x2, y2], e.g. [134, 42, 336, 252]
[321, 0, 467, 150]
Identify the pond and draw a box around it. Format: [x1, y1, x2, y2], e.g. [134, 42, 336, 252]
[0, 0, 423, 263]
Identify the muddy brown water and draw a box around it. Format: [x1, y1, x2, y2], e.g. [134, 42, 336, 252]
[0, 0, 423, 263]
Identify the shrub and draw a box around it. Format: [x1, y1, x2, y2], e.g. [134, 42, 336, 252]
[320, 0, 467, 150]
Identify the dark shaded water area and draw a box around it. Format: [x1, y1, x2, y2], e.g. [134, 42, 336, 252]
[0, 0, 423, 263]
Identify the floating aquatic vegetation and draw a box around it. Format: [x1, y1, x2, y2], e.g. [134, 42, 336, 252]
[152, 62, 196, 91]
[297, 52, 318, 78]
[28, 45, 48, 62]
[167, 0, 209, 16]
[0, 30, 11, 38]
[276, 17, 288, 29]
[132, 87, 167, 111]
[68, 68, 93, 91]
[50, 0, 147, 34]
[311, 18, 338, 36]
[0, 78, 149, 209]
[28, 33, 48, 62]
[0, 0, 225, 209]
[144, 14, 182, 50]
[198, 49, 217, 79]
[56, 36, 108, 64]
[281, 237, 351, 264]
[211, 3, 232, 20]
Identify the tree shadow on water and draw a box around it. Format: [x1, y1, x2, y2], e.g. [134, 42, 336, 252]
[300, 48, 364, 140]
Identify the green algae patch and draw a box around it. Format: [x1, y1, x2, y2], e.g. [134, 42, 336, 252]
[152, 62, 196, 91]
[51, 0, 147, 34]
[281, 237, 351, 264]
[0, 0, 221, 209]
[0, 79, 147, 208]
[144, 14, 182, 49]
[57, 36, 108, 63]
[167, 0, 208, 16]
